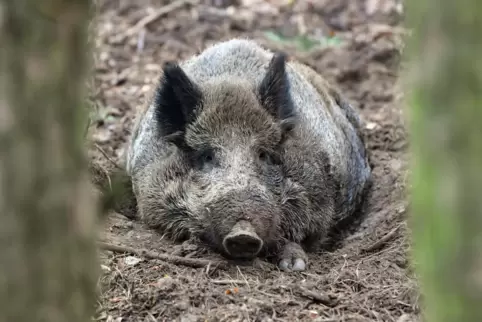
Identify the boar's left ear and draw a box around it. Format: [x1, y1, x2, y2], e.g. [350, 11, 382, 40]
[258, 52, 295, 124]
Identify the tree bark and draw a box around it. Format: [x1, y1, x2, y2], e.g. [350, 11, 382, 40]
[405, 1, 482, 321]
[0, 1, 99, 321]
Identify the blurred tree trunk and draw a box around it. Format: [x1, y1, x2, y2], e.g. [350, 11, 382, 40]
[0, 1, 99, 322]
[405, 1, 482, 321]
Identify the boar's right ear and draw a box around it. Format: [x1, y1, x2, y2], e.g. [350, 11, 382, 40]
[154, 62, 203, 141]
[258, 52, 295, 123]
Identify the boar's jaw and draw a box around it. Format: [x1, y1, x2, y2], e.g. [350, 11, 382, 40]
[153, 61, 203, 142]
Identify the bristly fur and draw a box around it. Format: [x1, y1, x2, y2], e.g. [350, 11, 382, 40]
[125, 38, 372, 269]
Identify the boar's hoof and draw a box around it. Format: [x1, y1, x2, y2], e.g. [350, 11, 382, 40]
[223, 220, 263, 259]
[278, 242, 308, 272]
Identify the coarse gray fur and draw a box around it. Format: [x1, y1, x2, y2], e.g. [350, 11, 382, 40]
[124, 38, 371, 271]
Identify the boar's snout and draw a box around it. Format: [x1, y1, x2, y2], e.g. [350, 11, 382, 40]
[222, 220, 263, 259]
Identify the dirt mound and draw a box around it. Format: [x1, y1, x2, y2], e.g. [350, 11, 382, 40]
[89, 1, 417, 321]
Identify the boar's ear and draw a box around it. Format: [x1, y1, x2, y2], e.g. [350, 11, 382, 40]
[154, 62, 203, 140]
[258, 52, 294, 123]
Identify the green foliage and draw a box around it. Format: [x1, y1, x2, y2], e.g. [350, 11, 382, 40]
[263, 30, 342, 51]
[405, 0, 482, 321]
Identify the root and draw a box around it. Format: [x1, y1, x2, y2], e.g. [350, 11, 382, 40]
[99, 241, 229, 270]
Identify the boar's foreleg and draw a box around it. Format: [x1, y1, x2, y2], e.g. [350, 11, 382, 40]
[277, 241, 308, 271]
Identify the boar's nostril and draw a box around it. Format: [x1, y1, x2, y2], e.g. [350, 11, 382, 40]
[222, 220, 263, 259]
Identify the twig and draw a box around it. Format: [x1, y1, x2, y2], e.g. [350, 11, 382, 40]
[125, 0, 200, 38]
[94, 143, 123, 170]
[98, 241, 229, 270]
[210, 279, 248, 285]
[295, 285, 339, 307]
[83, 115, 92, 139]
[361, 224, 402, 253]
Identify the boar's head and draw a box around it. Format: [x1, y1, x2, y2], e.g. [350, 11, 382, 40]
[153, 53, 296, 260]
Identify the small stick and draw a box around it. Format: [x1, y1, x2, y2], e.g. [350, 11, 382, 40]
[210, 279, 248, 285]
[124, 0, 200, 38]
[361, 224, 402, 253]
[94, 143, 123, 170]
[83, 115, 92, 138]
[295, 285, 338, 307]
[98, 241, 229, 270]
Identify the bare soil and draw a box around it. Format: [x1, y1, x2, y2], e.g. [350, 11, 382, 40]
[88, 1, 417, 321]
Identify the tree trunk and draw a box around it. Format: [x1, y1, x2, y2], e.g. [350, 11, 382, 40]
[0, 1, 99, 321]
[405, 1, 482, 321]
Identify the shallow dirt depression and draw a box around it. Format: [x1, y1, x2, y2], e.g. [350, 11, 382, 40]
[88, 0, 416, 321]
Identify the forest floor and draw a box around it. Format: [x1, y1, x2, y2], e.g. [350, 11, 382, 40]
[88, 0, 417, 321]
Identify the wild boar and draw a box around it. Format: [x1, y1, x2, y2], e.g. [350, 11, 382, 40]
[125, 39, 371, 271]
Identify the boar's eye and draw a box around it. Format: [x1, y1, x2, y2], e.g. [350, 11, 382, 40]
[194, 148, 217, 169]
[201, 151, 214, 163]
[258, 150, 279, 166]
